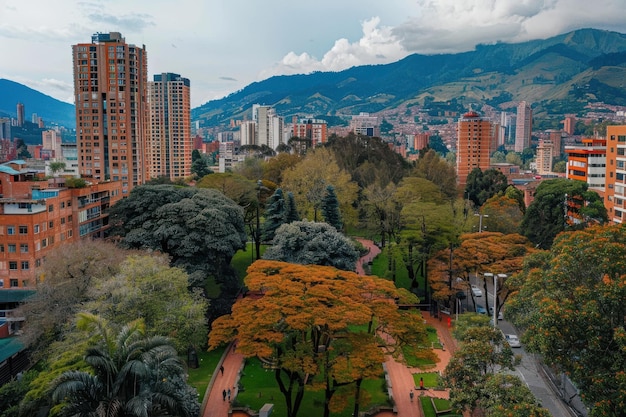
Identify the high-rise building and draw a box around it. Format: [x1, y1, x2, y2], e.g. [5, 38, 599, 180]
[16, 103, 24, 127]
[240, 121, 256, 146]
[147, 73, 192, 180]
[252, 105, 284, 149]
[562, 115, 576, 136]
[0, 118, 10, 141]
[72, 32, 149, 195]
[604, 126, 626, 223]
[42, 129, 62, 158]
[514, 101, 532, 152]
[292, 118, 328, 147]
[535, 139, 554, 175]
[350, 112, 380, 137]
[456, 111, 494, 189]
[565, 137, 606, 190]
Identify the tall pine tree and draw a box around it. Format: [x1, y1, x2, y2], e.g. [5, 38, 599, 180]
[262, 188, 286, 241]
[321, 185, 342, 231]
[285, 191, 300, 223]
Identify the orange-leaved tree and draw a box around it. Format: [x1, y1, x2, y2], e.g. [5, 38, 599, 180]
[209, 260, 434, 417]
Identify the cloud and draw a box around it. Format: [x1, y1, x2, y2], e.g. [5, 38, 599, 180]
[87, 12, 155, 33]
[0, 25, 82, 42]
[219, 76, 238, 82]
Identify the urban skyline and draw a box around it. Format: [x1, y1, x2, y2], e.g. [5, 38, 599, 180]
[1, 0, 625, 107]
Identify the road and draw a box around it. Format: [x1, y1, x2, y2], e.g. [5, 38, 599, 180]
[464, 275, 578, 417]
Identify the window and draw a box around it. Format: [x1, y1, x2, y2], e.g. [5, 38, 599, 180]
[34, 224, 40, 234]
[61, 217, 66, 225]
[67, 230, 73, 238]
[10, 279, 18, 288]
[19, 225, 28, 234]
[68, 215, 73, 222]
[21, 261, 29, 270]
[0, 279, 3, 288]
[48, 204, 54, 212]
[9, 261, 18, 270]
[49, 221, 54, 228]
[42, 238, 48, 248]
[0, 244, 3, 252]
[8, 244, 16, 253]
[20, 244, 28, 253]
[35, 258, 41, 267]
[7, 226, 15, 235]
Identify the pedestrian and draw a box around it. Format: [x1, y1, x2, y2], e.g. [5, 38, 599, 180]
[419, 377, 424, 390]
[220, 365, 224, 375]
[222, 389, 226, 401]
[227, 388, 231, 402]
[410, 390, 414, 402]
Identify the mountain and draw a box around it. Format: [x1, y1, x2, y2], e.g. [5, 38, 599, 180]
[192, 28, 626, 126]
[0, 79, 75, 128]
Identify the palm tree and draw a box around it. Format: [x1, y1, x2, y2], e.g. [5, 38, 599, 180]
[51, 313, 199, 417]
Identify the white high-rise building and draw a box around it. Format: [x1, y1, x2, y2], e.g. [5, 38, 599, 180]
[515, 101, 532, 152]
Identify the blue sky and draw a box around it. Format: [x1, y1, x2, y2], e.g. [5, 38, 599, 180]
[1, 0, 625, 107]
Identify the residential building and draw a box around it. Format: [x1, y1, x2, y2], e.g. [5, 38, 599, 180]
[252, 105, 283, 149]
[72, 32, 149, 195]
[413, 133, 430, 151]
[0, 161, 123, 289]
[147, 73, 192, 180]
[565, 138, 606, 191]
[16, 103, 24, 128]
[350, 112, 380, 137]
[603, 126, 626, 223]
[456, 111, 495, 189]
[562, 115, 576, 136]
[515, 101, 532, 152]
[42, 129, 62, 158]
[536, 139, 554, 175]
[292, 118, 328, 147]
[240, 121, 256, 146]
[0, 118, 10, 141]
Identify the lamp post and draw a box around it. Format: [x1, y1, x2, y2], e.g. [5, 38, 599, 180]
[255, 179, 263, 260]
[474, 213, 489, 232]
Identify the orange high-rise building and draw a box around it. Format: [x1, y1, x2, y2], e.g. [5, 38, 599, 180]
[604, 126, 626, 223]
[292, 118, 328, 147]
[72, 32, 149, 195]
[565, 137, 606, 190]
[456, 111, 495, 189]
[147, 73, 192, 180]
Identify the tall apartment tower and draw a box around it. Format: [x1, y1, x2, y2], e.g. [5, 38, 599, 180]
[72, 32, 149, 195]
[147, 73, 192, 180]
[252, 104, 283, 149]
[604, 126, 626, 223]
[535, 139, 554, 175]
[514, 101, 532, 152]
[456, 111, 494, 189]
[16, 103, 24, 127]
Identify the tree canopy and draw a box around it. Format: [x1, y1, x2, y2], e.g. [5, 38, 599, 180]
[262, 221, 359, 271]
[464, 168, 509, 207]
[209, 260, 433, 417]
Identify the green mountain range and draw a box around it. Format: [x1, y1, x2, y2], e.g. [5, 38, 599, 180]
[0, 79, 75, 128]
[192, 28, 626, 126]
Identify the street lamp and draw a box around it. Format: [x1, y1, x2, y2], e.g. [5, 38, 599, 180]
[474, 213, 489, 232]
[255, 180, 263, 260]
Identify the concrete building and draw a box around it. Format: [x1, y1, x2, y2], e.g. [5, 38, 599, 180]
[562, 115, 576, 136]
[252, 105, 283, 149]
[603, 126, 626, 223]
[535, 139, 554, 175]
[42, 129, 62, 158]
[515, 101, 532, 152]
[72, 32, 149, 195]
[413, 133, 430, 151]
[240, 121, 256, 146]
[565, 137, 606, 191]
[456, 111, 495, 189]
[0, 160, 123, 288]
[350, 112, 380, 137]
[16, 103, 24, 128]
[147, 73, 192, 180]
[0, 118, 10, 141]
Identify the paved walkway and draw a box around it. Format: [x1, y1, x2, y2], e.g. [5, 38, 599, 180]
[202, 239, 456, 417]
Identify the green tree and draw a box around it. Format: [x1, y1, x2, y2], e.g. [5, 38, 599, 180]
[191, 157, 211, 179]
[507, 224, 626, 417]
[465, 168, 509, 207]
[321, 185, 342, 231]
[553, 160, 566, 173]
[482, 374, 551, 417]
[285, 191, 300, 223]
[491, 151, 506, 163]
[209, 261, 433, 417]
[109, 185, 247, 280]
[51, 314, 199, 417]
[262, 188, 287, 241]
[412, 149, 458, 201]
[362, 182, 402, 247]
[263, 221, 359, 271]
[49, 161, 66, 176]
[480, 195, 524, 234]
[520, 178, 606, 249]
[505, 151, 522, 166]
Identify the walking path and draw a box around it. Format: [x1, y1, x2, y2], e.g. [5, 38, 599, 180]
[202, 239, 456, 417]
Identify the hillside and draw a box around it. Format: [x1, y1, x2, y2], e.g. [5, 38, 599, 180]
[192, 28, 626, 126]
[0, 79, 75, 128]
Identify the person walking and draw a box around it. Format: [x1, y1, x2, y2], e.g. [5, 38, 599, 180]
[227, 388, 231, 402]
[220, 365, 224, 375]
[410, 390, 414, 402]
[222, 389, 226, 401]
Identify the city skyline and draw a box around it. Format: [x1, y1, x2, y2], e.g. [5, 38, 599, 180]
[1, 0, 626, 107]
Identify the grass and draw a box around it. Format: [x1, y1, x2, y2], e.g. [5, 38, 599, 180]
[235, 357, 390, 417]
[412, 372, 441, 389]
[420, 396, 461, 417]
[186, 348, 225, 403]
[231, 243, 267, 283]
[371, 246, 425, 294]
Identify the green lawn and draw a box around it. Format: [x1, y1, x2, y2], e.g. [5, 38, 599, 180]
[235, 357, 390, 417]
[420, 396, 460, 417]
[231, 243, 267, 282]
[412, 372, 441, 389]
[186, 348, 225, 403]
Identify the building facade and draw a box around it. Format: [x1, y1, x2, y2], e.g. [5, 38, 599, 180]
[565, 138, 606, 191]
[0, 161, 123, 289]
[147, 73, 192, 180]
[72, 32, 149, 195]
[603, 126, 626, 223]
[292, 118, 328, 147]
[514, 101, 532, 152]
[350, 112, 380, 137]
[535, 139, 554, 175]
[456, 111, 495, 189]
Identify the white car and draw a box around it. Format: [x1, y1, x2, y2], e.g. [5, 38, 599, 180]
[471, 284, 483, 297]
[505, 334, 521, 348]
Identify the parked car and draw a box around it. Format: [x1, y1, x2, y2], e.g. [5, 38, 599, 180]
[489, 306, 504, 320]
[471, 284, 483, 297]
[505, 334, 521, 348]
[475, 305, 487, 314]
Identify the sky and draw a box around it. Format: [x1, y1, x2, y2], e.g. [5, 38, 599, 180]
[1, 0, 625, 108]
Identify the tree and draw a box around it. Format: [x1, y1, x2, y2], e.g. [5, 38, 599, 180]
[262, 188, 287, 241]
[507, 224, 626, 417]
[412, 149, 458, 201]
[262, 221, 359, 271]
[444, 326, 515, 415]
[505, 151, 522, 166]
[480, 194, 524, 234]
[109, 185, 247, 280]
[263, 152, 302, 185]
[520, 178, 606, 249]
[465, 168, 509, 207]
[481, 374, 551, 417]
[285, 191, 300, 223]
[49, 161, 66, 176]
[15, 139, 31, 159]
[321, 185, 342, 231]
[209, 261, 433, 417]
[362, 182, 402, 248]
[191, 157, 211, 179]
[51, 314, 199, 417]
[491, 151, 506, 163]
[282, 148, 358, 227]
[553, 160, 566, 173]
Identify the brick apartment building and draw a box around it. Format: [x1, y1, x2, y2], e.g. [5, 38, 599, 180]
[0, 160, 123, 289]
